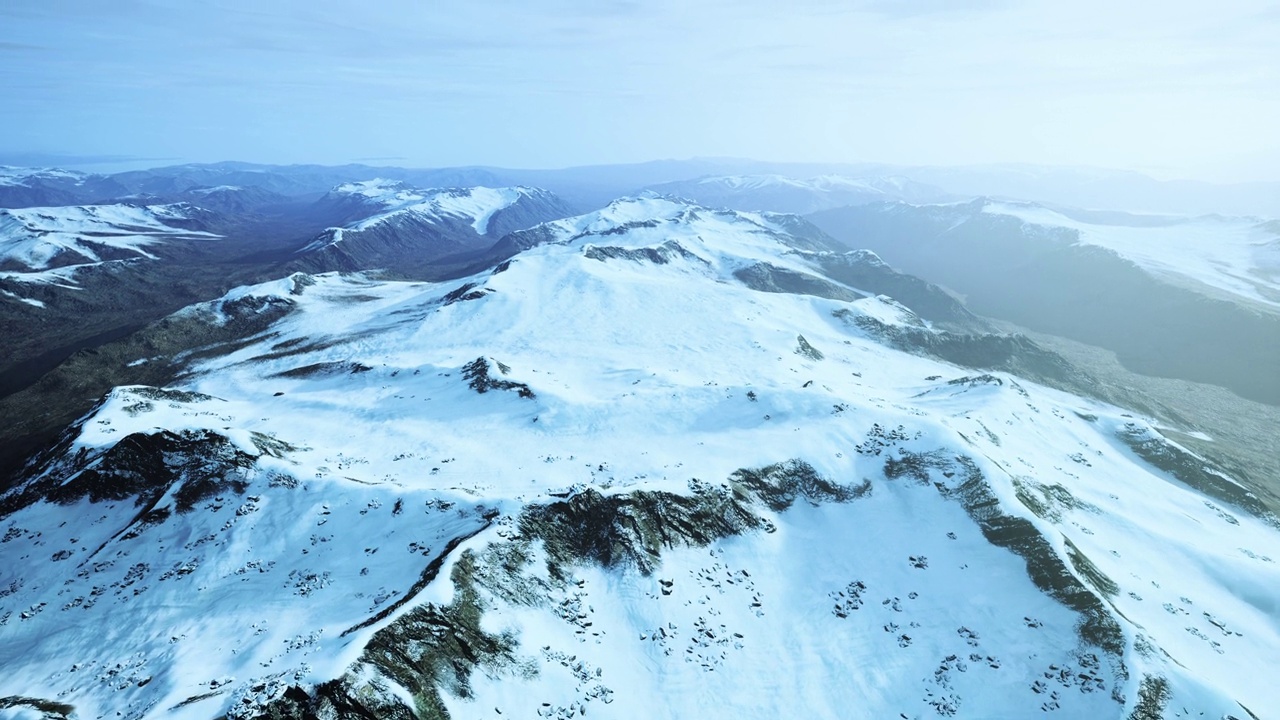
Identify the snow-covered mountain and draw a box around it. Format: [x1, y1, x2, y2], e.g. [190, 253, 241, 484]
[295, 180, 574, 275]
[0, 204, 219, 301]
[644, 174, 949, 214]
[309, 179, 571, 238]
[1, 169, 115, 210]
[0, 196, 1276, 720]
[0, 167, 129, 209]
[169, 186, 292, 216]
[975, 201, 1280, 313]
[0, 166, 91, 192]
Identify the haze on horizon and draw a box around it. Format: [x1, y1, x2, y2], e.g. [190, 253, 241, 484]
[1, 0, 1277, 183]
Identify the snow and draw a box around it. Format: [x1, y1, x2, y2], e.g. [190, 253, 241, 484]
[461, 498, 1110, 719]
[983, 201, 1280, 311]
[0, 204, 220, 304]
[331, 178, 425, 205]
[0, 264, 93, 289]
[322, 180, 535, 241]
[704, 174, 914, 195]
[0, 196, 1275, 719]
[188, 186, 242, 195]
[0, 288, 45, 307]
[0, 204, 216, 270]
[0, 165, 87, 187]
[535, 193, 820, 273]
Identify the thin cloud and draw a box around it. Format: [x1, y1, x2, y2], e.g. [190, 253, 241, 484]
[0, 152, 179, 168]
[0, 0, 1275, 181]
[856, 0, 1008, 18]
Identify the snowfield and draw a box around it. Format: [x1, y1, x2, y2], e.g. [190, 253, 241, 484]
[0, 203, 219, 292]
[306, 180, 548, 253]
[0, 166, 92, 188]
[0, 196, 1275, 719]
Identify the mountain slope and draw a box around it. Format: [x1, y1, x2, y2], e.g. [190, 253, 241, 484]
[0, 204, 219, 294]
[294, 180, 574, 276]
[172, 186, 293, 216]
[978, 201, 1280, 312]
[0, 167, 129, 209]
[810, 199, 1280, 406]
[0, 197, 1275, 720]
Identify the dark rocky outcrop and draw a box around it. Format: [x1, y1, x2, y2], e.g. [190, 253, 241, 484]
[734, 262, 864, 302]
[815, 250, 983, 331]
[835, 309, 1081, 388]
[252, 459, 862, 719]
[519, 487, 762, 577]
[889, 451, 1126, 669]
[1116, 423, 1279, 528]
[0, 425, 270, 520]
[461, 357, 535, 399]
[583, 240, 704, 266]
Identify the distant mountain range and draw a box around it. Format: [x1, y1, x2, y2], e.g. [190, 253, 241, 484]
[644, 174, 950, 213]
[6, 159, 1278, 217]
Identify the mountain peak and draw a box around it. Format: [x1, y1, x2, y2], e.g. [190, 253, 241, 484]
[2, 188, 1273, 718]
[1, 165, 1276, 720]
[490, 193, 842, 266]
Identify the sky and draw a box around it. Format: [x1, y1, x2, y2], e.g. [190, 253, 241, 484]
[0, 0, 1277, 182]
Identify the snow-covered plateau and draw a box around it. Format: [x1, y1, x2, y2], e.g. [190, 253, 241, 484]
[0, 196, 1275, 720]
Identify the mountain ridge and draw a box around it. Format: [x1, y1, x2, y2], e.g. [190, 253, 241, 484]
[0, 195, 1274, 719]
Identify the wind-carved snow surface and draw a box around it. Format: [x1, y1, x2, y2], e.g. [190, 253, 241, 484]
[0, 203, 219, 294]
[0, 196, 1277, 720]
[983, 201, 1280, 312]
[305, 180, 540, 252]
